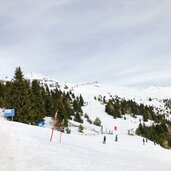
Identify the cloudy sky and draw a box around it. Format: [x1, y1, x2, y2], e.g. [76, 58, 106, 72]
[0, 0, 171, 86]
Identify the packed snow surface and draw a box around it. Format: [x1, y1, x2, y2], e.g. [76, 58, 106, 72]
[0, 119, 171, 171]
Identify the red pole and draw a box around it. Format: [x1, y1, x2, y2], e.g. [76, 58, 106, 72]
[60, 119, 64, 143]
[50, 128, 54, 142]
[50, 111, 58, 142]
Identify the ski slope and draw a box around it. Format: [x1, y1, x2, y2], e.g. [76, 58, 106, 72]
[1, 73, 171, 170]
[0, 119, 171, 171]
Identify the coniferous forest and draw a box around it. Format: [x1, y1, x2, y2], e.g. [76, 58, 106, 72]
[0, 67, 84, 127]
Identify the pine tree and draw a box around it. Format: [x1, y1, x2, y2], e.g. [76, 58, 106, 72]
[8, 67, 32, 123]
[143, 112, 148, 122]
[73, 99, 83, 113]
[0, 83, 5, 107]
[79, 94, 84, 106]
[63, 96, 72, 119]
[3, 81, 12, 108]
[0, 83, 5, 97]
[74, 112, 83, 123]
[93, 117, 101, 126]
[30, 80, 45, 124]
[44, 86, 53, 117]
[105, 100, 114, 116]
[0, 97, 4, 107]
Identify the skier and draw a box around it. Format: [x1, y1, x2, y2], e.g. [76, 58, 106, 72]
[115, 134, 118, 142]
[103, 136, 106, 144]
[143, 138, 145, 145]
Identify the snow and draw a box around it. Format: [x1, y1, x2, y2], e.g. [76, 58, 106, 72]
[25, 73, 171, 99]
[1, 74, 171, 170]
[0, 119, 171, 171]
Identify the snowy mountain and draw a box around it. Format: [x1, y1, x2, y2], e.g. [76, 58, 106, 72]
[25, 72, 171, 117]
[24, 73, 171, 135]
[25, 73, 171, 100]
[1, 73, 171, 170]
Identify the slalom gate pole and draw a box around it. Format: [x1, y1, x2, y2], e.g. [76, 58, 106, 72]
[50, 128, 54, 142]
[50, 111, 58, 142]
[60, 119, 64, 143]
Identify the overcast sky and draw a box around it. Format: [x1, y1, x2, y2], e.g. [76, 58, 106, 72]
[0, 0, 171, 86]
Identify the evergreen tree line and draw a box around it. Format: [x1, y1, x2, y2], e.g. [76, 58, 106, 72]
[0, 67, 84, 127]
[136, 122, 171, 149]
[105, 97, 164, 122]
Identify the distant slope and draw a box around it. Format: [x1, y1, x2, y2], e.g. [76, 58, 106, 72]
[25, 73, 171, 132]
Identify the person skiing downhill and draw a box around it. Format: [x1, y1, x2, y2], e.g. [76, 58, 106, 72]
[143, 138, 145, 145]
[115, 134, 118, 142]
[103, 136, 106, 144]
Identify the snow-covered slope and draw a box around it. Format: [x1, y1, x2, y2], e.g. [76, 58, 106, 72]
[1, 73, 171, 170]
[1, 119, 171, 171]
[25, 73, 171, 101]
[73, 83, 171, 120]
[25, 73, 171, 133]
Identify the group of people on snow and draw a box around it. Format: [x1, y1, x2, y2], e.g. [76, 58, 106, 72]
[103, 135, 157, 146]
[143, 138, 156, 145]
[103, 134, 118, 144]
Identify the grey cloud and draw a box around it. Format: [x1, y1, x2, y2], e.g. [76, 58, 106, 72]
[0, 0, 171, 86]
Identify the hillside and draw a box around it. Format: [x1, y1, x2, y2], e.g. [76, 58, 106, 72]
[1, 73, 171, 170]
[1, 117, 171, 171]
[24, 73, 171, 129]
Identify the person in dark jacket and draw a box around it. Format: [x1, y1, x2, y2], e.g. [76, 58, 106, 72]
[143, 138, 145, 145]
[115, 134, 118, 142]
[103, 136, 106, 144]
